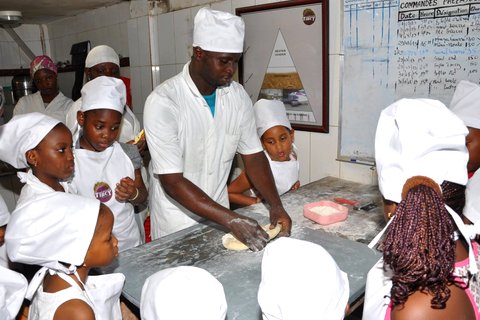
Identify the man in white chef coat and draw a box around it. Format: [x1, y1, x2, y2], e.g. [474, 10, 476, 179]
[144, 7, 291, 251]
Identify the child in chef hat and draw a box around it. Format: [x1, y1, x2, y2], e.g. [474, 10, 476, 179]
[140, 266, 227, 320]
[5, 192, 124, 320]
[0, 112, 76, 207]
[73, 76, 147, 252]
[364, 98, 479, 320]
[258, 238, 350, 320]
[228, 99, 300, 206]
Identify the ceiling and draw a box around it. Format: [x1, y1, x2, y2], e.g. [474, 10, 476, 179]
[0, 0, 126, 24]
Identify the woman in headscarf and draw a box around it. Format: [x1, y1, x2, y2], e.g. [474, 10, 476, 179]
[13, 55, 73, 124]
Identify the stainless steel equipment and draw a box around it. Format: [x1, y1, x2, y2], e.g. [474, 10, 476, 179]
[11, 75, 37, 104]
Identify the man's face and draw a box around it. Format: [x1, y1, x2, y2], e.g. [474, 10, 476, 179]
[199, 50, 242, 88]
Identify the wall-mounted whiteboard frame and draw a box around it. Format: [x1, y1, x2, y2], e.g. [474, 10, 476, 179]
[237, 0, 329, 133]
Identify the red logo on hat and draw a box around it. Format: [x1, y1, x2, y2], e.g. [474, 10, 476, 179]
[94, 182, 113, 203]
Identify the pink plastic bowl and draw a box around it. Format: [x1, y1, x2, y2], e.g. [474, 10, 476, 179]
[303, 201, 348, 225]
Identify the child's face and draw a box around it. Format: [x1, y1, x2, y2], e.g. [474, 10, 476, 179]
[78, 109, 122, 152]
[261, 126, 295, 162]
[29, 124, 75, 180]
[86, 63, 120, 80]
[85, 206, 118, 268]
[466, 127, 480, 173]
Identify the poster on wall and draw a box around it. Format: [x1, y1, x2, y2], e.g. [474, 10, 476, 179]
[237, 0, 329, 132]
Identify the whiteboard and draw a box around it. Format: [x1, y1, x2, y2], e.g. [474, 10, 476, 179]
[339, 0, 480, 163]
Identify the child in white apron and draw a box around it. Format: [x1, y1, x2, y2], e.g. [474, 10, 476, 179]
[0, 113, 77, 207]
[258, 238, 350, 320]
[5, 192, 124, 320]
[228, 99, 300, 206]
[364, 99, 480, 320]
[141, 266, 227, 320]
[73, 76, 147, 252]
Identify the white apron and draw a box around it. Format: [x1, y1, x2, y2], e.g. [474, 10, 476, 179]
[0, 266, 27, 320]
[27, 267, 124, 320]
[73, 141, 141, 252]
[362, 257, 392, 320]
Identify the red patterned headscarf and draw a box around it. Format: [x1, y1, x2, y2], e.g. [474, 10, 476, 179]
[30, 55, 57, 77]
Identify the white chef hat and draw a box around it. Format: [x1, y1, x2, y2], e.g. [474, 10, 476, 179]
[258, 238, 349, 320]
[85, 45, 119, 68]
[5, 192, 99, 273]
[375, 98, 468, 204]
[80, 76, 126, 114]
[0, 266, 27, 320]
[0, 112, 61, 169]
[449, 80, 480, 129]
[464, 171, 480, 223]
[254, 99, 292, 138]
[140, 266, 227, 320]
[193, 7, 245, 53]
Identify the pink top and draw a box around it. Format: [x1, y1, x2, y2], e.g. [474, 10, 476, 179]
[385, 242, 480, 320]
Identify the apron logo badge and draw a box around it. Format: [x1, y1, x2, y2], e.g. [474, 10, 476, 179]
[94, 182, 113, 203]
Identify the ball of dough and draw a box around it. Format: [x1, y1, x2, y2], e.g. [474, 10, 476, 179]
[222, 223, 282, 251]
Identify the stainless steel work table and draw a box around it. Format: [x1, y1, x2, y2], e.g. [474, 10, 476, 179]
[99, 177, 386, 319]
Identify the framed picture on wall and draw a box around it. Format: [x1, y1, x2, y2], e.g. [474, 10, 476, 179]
[237, 0, 329, 133]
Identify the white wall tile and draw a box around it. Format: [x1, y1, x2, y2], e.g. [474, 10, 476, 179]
[0, 77, 8, 87]
[121, 66, 131, 78]
[19, 41, 43, 68]
[137, 16, 151, 66]
[76, 13, 88, 33]
[108, 24, 122, 57]
[158, 12, 176, 65]
[160, 64, 178, 83]
[211, 0, 232, 13]
[232, 0, 255, 12]
[329, 0, 342, 55]
[1, 42, 20, 69]
[310, 127, 340, 181]
[97, 27, 110, 49]
[118, 2, 131, 23]
[329, 54, 341, 127]
[173, 8, 192, 64]
[139, 66, 152, 112]
[96, 7, 109, 29]
[130, 67, 142, 111]
[295, 130, 311, 185]
[87, 29, 100, 48]
[64, 17, 77, 36]
[53, 37, 62, 62]
[61, 34, 77, 62]
[106, 4, 120, 26]
[135, 112, 144, 129]
[77, 31, 89, 43]
[127, 19, 140, 67]
[0, 28, 9, 42]
[16, 24, 41, 42]
[119, 22, 129, 58]
[85, 10, 98, 30]
[130, 1, 149, 18]
[49, 20, 62, 39]
[339, 161, 374, 185]
[176, 63, 184, 74]
[0, 54, 4, 69]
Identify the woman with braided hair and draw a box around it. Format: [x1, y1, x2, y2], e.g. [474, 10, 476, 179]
[363, 99, 480, 320]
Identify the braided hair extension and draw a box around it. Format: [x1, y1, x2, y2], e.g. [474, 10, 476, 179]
[382, 176, 457, 309]
[441, 180, 466, 215]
